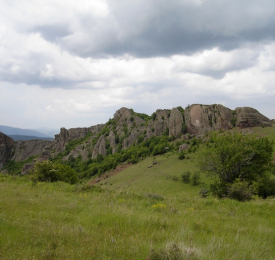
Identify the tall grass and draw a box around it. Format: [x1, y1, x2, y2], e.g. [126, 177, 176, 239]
[1, 174, 275, 259]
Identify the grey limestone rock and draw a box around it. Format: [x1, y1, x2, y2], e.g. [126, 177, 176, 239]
[184, 104, 233, 134]
[169, 108, 184, 137]
[235, 107, 271, 128]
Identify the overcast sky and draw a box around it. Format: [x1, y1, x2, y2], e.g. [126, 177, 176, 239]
[1, 0, 275, 130]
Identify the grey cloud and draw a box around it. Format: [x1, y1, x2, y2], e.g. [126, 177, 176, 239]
[31, 24, 71, 42]
[56, 0, 275, 58]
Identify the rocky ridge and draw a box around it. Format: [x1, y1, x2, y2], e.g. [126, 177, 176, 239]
[0, 104, 272, 173]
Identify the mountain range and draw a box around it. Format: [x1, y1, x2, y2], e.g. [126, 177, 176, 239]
[0, 125, 58, 140]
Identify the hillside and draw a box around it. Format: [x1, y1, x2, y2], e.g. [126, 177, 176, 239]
[1, 105, 275, 259]
[0, 125, 275, 259]
[0, 104, 273, 175]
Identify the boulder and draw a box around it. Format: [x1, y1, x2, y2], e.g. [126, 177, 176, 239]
[179, 144, 190, 153]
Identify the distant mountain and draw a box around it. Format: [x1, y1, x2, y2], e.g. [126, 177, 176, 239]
[8, 135, 54, 141]
[0, 125, 50, 138]
[34, 127, 59, 138]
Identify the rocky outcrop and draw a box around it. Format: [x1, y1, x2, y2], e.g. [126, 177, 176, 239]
[179, 143, 190, 153]
[235, 107, 272, 128]
[184, 104, 233, 134]
[0, 132, 14, 169]
[92, 135, 106, 158]
[114, 107, 132, 120]
[12, 139, 53, 162]
[2, 105, 273, 173]
[169, 108, 184, 137]
[54, 127, 91, 153]
[152, 109, 170, 136]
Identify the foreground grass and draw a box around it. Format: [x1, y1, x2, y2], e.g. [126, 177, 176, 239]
[1, 174, 275, 260]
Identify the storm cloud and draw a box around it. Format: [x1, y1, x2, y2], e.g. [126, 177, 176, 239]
[0, 0, 275, 129]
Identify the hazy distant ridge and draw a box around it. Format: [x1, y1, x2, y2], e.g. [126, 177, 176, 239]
[8, 135, 54, 141]
[0, 125, 51, 138]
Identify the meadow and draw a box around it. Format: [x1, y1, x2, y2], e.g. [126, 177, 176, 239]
[1, 126, 275, 259]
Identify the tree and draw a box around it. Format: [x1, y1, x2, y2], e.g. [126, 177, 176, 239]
[198, 132, 274, 197]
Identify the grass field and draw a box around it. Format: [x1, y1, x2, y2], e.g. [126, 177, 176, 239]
[1, 126, 275, 259]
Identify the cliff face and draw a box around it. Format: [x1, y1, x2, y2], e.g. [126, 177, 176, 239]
[12, 139, 53, 162]
[0, 132, 14, 169]
[184, 104, 234, 134]
[169, 108, 184, 137]
[184, 104, 272, 134]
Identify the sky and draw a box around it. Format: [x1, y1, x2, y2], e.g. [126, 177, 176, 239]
[0, 0, 275, 130]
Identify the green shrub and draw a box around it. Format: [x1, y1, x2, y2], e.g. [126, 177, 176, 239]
[34, 161, 78, 184]
[178, 152, 185, 160]
[258, 176, 275, 199]
[199, 187, 209, 198]
[181, 171, 191, 183]
[227, 178, 258, 201]
[191, 172, 200, 186]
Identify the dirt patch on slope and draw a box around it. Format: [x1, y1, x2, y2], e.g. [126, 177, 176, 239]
[90, 163, 132, 185]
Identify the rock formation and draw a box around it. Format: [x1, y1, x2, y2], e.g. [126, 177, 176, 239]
[169, 108, 184, 137]
[0, 132, 14, 169]
[235, 107, 272, 128]
[1, 104, 272, 173]
[179, 143, 190, 153]
[12, 139, 53, 162]
[184, 104, 233, 134]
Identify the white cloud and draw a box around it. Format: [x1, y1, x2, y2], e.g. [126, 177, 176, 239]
[0, 0, 275, 129]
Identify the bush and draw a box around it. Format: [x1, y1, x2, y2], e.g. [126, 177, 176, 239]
[199, 132, 274, 199]
[258, 176, 275, 199]
[227, 178, 258, 201]
[199, 187, 209, 198]
[152, 143, 167, 155]
[152, 112, 157, 121]
[199, 132, 274, 184]
[191, 172, 201, 186]
[181, 171, 191, 183]
[178, 152, 185, 160]
[34, 161, 78, 184]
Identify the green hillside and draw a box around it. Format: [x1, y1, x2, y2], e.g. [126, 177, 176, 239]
[1, 126, 275, 259]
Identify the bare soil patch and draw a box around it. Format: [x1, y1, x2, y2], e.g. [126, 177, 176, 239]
[90, 163, 132, 185]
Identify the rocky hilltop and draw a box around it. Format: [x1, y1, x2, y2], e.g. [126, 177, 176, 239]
[0, 104, 272, 173]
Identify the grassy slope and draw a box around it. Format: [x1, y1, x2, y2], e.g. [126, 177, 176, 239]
[102, 152, 206, 197]
[1, 125, 275, 259]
